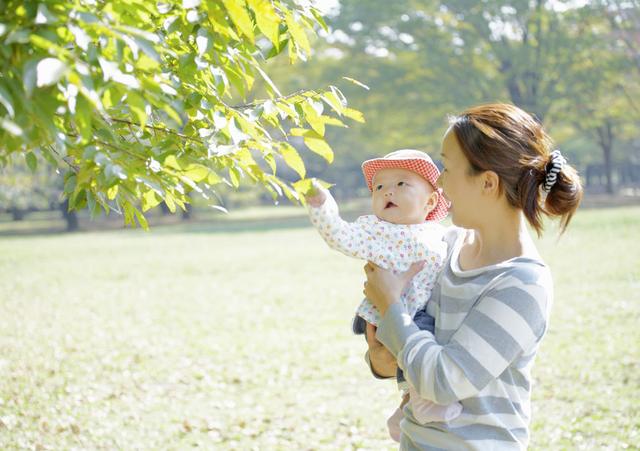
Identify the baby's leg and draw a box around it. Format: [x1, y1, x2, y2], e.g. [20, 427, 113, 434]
[408, 386, 462, 424]
[387, 392, 410, 443]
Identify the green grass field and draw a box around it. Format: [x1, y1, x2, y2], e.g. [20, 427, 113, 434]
[1, 206, 638, 450]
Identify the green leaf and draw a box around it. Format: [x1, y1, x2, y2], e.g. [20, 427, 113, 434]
[0, 83, 15, 117]
[293, 129, 334, 163]
[161, 102, 183, 126]
[122, 201, 135, 225]
[266, 38, 289, 58]
[142, 189, 161, 212]
[87, 190, 97, 218]
[301, 101, 325, 136]
[164, 155, 182, 170]
[184, 164, 209, 182]
[221, 0, 254, 41]
[136, 53, 160, 71]
[263, 152, 276, 174]
[133, 36, 161, 62]
[164, 192, 176, 213]
[5, 29, 30, 44]
[127, 92, 147, 129]
[342, 107, 365, 123]
[280, 142, 306, 179]
[107, 185, 119, 200]
[310, 7, 329, 32]
[284, 9, 311, 56]
[322, 91, 345, 115]
[207, 171, 222, 184]
[320, 116, 347, 128]
[75, 96, 93, 142]
[228, 167, 241, 187]
[64, 174, 77, 195]
[23, 59, 39, 97]
[25, 152, 37, 172]
[247, 0, 279, 47]
[134, 208, 149, 231]
[292, 178, 313, 197]
[342, 76, 370, 91]
[70, 188, 87, 210]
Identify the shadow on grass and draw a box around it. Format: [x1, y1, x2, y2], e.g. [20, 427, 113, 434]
[0, 211, 367, 238]
[3, 195, 637, 239]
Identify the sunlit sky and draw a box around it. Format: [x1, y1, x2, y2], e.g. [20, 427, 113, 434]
[312, 0, 340, 16]
[311, 0, 592, 17]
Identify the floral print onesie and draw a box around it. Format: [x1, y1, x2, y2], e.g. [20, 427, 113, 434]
[308, 191, 447, 326]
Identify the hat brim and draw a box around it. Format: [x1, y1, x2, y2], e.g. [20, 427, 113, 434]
[361, 157, 450, 222]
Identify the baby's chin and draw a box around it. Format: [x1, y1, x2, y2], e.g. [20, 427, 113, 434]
[374, 208, 424, 225]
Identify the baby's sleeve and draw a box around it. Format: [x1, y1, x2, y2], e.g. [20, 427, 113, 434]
[308, 191, 372, 260]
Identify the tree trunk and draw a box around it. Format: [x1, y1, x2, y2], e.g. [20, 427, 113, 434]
[181, 203, 193, 220]
[60, 198, 79, 231]
[160, 201, 171, 215]
[596, 120, 615, 195]
[11, 207, 25, 221]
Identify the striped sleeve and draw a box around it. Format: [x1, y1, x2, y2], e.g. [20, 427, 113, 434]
[377, 266, 551, 405]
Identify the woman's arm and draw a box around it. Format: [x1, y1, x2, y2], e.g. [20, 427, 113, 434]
[364, 263, 551, 404]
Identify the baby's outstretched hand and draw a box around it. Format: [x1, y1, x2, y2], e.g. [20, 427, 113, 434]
[305, 179, 327, 208]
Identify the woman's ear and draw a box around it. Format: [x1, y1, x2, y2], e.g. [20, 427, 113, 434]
[481, 170, 500, 196]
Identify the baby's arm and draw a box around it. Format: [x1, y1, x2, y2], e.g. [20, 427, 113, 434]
[305, 183, 373, 260]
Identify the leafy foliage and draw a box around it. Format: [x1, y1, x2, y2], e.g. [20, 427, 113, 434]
[0, 0, 362, 228]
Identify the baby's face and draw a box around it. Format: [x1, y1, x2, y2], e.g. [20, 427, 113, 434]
[371, 168, 437, 224]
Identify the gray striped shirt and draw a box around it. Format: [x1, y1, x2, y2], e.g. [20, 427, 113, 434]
[377, 226, 553, 450]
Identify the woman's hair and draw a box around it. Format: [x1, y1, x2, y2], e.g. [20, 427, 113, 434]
[448, 103, 583, 235]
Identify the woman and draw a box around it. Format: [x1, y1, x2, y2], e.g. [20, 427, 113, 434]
[362, 103, 583, 450]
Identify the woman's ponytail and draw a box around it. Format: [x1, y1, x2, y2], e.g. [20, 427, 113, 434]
[517, 160, 547, 235]
[543, 158, 583, 234]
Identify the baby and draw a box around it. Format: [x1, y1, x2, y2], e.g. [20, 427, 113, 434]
[304, 149, 462, 442]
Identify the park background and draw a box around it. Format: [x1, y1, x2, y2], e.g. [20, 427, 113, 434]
[1, 0, 639, 449]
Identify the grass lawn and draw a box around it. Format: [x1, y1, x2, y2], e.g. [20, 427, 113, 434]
[0, 206, 638, 450]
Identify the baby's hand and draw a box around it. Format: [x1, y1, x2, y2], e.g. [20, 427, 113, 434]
[305, 179, 327, 208]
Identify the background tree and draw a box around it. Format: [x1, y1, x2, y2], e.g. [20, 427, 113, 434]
[268, 0, 640, 198]
[0, 0, 361, 229]
[0, 158, 81, 229]
[0, 157, 57, 220]
[556, 2, 640, 193]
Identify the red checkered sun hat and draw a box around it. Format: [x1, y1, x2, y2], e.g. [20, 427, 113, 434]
[361, 149, 450, 222]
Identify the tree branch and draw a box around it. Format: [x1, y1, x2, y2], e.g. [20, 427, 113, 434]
[48, 146, 80, 174]
[230, 89, 308, 109]
[107, 117, 204, 144]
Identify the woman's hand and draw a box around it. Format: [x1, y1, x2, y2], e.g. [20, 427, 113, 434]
[366, 322, 397, 378]
[363, 260, 426, 317]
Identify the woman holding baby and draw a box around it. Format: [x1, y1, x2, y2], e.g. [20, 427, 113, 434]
[362, 103, 583, 450]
